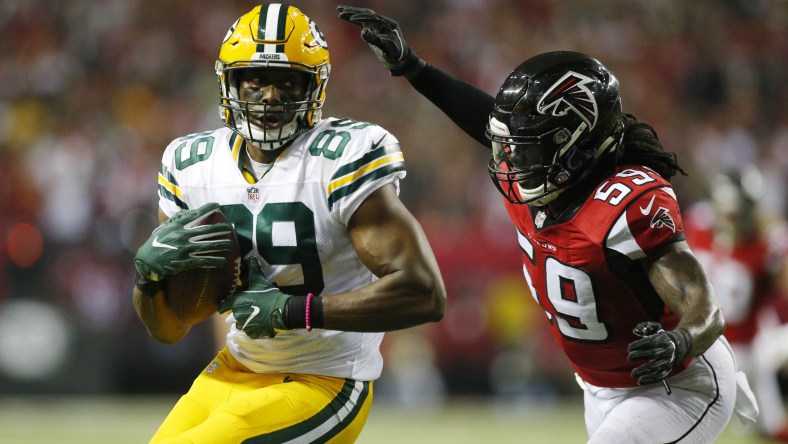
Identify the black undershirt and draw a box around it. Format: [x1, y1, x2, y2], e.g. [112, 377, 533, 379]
[408, 63, 495, 149]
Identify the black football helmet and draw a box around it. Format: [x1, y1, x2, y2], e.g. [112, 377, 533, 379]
[486, 51, 624, 206]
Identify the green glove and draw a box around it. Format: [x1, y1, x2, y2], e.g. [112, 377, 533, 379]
[134, 202, 233, 284]
[337, 5, 425, 77]
[219, 258, 291, 339]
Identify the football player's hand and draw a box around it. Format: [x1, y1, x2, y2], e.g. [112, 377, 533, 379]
[627, 321, 692, 385]
[218, 258, 291, 339]
[337, 5, 424, 77]
[134, 202, 233, 282]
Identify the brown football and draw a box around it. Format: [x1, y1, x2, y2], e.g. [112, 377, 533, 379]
[166, 208, 241, 325]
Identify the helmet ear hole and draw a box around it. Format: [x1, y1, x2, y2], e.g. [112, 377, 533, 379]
[553, 129, 571, 145]
[553, 171, 571, 185]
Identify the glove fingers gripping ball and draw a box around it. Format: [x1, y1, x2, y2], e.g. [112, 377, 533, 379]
[165, 207, 241, 325]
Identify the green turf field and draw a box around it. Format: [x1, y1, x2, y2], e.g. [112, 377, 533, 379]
[0, 396, 771, 443]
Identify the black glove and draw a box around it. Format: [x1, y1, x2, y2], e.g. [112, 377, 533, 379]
[337, 5, 424, 77]
[627, 322, 692, 386]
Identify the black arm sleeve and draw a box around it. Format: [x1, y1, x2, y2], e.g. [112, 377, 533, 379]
[408, 63, 494, 149]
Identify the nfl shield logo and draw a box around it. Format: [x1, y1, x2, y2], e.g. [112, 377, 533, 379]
[247, 187, 260, 202]
[205, 361, 220, 374]
[534, 211, 547, 228]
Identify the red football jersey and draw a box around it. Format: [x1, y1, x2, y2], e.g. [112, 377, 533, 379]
[505, 165, 684, 387]
[685, 215, 772, 344]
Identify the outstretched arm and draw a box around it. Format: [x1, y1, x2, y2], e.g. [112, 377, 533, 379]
[338, 5, 494, 149]
[408, 63, 495, 148]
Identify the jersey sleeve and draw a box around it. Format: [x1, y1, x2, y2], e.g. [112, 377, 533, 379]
[606, 186, 685, 260]
[156, 138, 188, 218]
[326, 125, 406, 225]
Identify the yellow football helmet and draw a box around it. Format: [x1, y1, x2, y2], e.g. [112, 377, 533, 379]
[216, 3, 330, 150]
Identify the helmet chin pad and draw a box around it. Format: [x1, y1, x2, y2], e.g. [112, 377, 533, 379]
[236, 113, 300, 150]
[518, 180, 563, 207]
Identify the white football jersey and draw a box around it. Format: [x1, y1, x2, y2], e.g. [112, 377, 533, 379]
[156, 117, 407, 381]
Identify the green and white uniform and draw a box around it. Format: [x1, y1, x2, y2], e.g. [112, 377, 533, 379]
[157, 117, 405, 381]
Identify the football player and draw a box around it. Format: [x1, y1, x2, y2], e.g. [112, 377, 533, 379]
[685, 168, 788, 441]
[132, 4, 446, 443]
[339, 5, 759, 443]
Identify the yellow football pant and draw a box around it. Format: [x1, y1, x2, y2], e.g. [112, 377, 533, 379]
[150, 347, 373, 444]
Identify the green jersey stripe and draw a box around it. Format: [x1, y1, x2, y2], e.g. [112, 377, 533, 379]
[230, 133, 245, 173]
[315, 382, 371, 444]
[157, 163, 184, 208]
[157, 184, 187, 209]
[159, 164, 178, 186]
[330, 143, 400, 182]
[328, 162, 405, 210]
[229, 132, 238, 151]
[158, 164, 181, 197]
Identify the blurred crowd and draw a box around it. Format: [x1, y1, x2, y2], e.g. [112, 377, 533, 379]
[0, 0, 785, 417]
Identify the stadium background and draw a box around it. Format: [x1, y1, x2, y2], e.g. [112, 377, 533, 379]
[0, 0, 785, 442]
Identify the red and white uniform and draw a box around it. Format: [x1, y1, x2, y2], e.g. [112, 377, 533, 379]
[506, 165, 683, 387]
[686, 212, 788, 437]
[685, 218, 772, 344]
[505, 165, 755, 443]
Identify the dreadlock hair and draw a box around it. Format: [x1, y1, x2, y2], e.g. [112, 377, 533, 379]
[616, 113, 687, 180]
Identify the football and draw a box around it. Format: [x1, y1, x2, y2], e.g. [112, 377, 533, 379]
[166, 208, 242, 325]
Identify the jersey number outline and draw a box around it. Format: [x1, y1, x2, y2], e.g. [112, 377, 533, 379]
[309, 118, 373, 160]
[174, 131, 215, 171]
[519, 231, 609, 342]
[223, 202, 325, 296]
[171, 119, 375, 295]
[521, 168, 655, 341]
[593, 168, 655, 205]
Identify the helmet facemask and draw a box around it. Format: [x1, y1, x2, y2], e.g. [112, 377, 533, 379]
[487, 116, 595, 206]
[486, 51, 624, 207]
[216, 4, 331, 151]
[219, 64, 324, 150]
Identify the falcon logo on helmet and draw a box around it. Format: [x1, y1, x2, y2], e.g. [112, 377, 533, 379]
[537, 72, 599, 130]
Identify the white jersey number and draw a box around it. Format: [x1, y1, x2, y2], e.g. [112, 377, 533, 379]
[520, 233, 609, 342]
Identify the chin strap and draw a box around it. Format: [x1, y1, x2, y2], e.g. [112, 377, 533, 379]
[593, 134, 619, 160]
